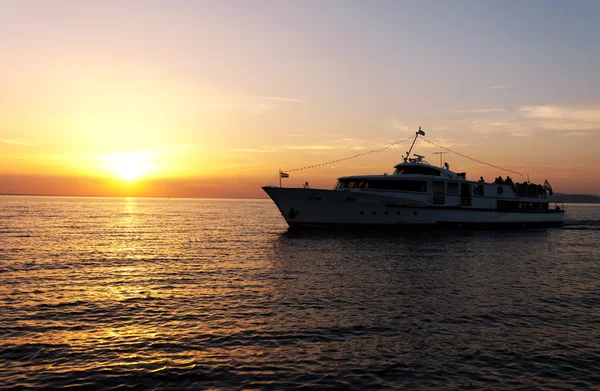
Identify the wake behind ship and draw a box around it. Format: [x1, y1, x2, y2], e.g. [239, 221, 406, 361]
[263, 129, 564, 229]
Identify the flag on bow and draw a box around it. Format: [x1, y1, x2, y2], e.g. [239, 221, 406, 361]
[280, 172, 289, 178]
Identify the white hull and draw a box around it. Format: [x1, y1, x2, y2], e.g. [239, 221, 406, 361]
[263, 187, 564, 228]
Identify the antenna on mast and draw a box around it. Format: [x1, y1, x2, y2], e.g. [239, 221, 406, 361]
[404, 127, 425, 162]
[432, 151, 448, 168]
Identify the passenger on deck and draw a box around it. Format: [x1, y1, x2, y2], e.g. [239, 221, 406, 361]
[494, 176, 504, 184]
[505, 176, 514, 186]
[479, 176, 485, 182]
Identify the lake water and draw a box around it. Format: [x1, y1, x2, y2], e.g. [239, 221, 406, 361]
[1, 196, 599, 390]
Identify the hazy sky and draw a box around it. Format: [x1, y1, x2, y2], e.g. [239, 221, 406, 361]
[1, 0, 599, 197]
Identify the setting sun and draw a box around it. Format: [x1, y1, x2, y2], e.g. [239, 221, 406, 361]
[104, 151, 155, 181]
[117, 162, 145, 181]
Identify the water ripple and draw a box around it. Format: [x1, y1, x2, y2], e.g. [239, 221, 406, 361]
[0, 197, 598, 390]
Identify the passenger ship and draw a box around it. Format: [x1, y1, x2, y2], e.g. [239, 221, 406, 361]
[263, 130, 564, 228]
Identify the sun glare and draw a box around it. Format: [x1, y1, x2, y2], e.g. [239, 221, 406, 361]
[118, 162, 145, 181]
[104, 151, 155, 181]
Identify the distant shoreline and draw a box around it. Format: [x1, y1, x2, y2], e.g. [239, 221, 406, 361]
[550, 194, 600, 204]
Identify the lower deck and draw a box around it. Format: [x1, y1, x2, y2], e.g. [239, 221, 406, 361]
[263, 186, 565, 228]
[288, 220, 564, 229]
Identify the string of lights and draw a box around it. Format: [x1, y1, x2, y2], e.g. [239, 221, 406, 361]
[269, 133, 526, 186]
[283, 136, 414, 173]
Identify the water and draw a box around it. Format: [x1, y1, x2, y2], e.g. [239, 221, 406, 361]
[1, 196, 599, 390]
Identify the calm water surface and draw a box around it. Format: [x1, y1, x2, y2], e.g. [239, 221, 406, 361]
[1, 196, 599, 390]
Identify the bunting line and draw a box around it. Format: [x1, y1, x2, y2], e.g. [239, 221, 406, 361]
[283, 136, 414, 173]
[273, 134, 526, 183]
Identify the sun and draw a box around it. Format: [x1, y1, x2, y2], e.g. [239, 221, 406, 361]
[104, 151, 155, 181]
[118, 161, 146, 181]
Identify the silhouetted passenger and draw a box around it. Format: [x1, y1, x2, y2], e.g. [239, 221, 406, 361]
[479, 176, 485, 182]
[505, 176, 514, 186]
[494, 176, 504, 184]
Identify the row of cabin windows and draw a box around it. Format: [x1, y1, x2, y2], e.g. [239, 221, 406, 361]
[436, 181, 481, 196]
[393, 166, 442, 176]
[433, 181, 478, 195]
[336, 180, 542, 199]
[497, 200, 549, 211]
[433, 181, 466, 195]
[337, 180, 467, 194]
[336, 179, 428, 192]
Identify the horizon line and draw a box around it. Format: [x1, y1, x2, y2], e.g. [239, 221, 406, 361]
[1, 192, 600, 199]
[0, 193, 271, 200]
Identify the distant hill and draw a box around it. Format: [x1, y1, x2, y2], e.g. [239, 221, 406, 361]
[550, 194, 600, 203]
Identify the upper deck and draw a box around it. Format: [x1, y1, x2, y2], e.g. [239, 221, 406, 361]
[338, 161, 464, 181]
[334, 155, 551, 210]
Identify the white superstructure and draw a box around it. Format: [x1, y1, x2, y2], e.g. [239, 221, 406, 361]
[263, 132, 564, 229]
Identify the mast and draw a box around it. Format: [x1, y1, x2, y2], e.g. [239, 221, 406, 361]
[404, 127, 425, 162]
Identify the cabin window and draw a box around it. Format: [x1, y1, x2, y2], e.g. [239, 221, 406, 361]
[473, 184, 484, 196]
[433, 181, 445, 193]
[460, 183, 472, 206]
[394, 166, 441, 176]
[447, 182, 459, 195]
[366, 180, 427, 192]
[498, 200, 518, 210]
[432, 181, 445, 205]
[338, 179, 426, 192]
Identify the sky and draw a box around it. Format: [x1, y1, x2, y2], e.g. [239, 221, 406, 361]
[1, 0, 599, 198]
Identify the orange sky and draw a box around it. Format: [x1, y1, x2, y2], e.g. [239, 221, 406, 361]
[1, 1, 599, 197]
